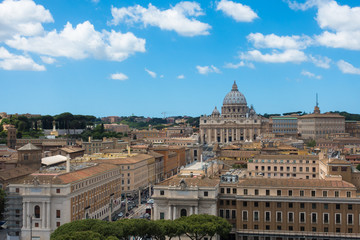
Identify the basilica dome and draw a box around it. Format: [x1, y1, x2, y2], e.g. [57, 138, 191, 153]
[223, 81, 247, 105]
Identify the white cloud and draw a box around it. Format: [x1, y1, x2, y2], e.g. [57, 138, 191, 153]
[309, 55, 331, 68]
[224, 61, 254, 69]
[177, 74, 185, 79]
[247, 33, 312, 50]
[110, 73, 128, 81]
[0, 47, 45, 71]
[0, 0, 53, 41]
[40, 56, 56, 64]
[216, 0, 258, 22]
[240, 49, 307, 63]
[145, 68, 157, 78]
[6, 21, 146, 61]
[301, 70, 322, 79]
[289, 0, 360, 50]
[111, 2, 211, 37]
[196, 65, 221, 74]
[337, 60, 360, 75]
[286, 0, 320, 11]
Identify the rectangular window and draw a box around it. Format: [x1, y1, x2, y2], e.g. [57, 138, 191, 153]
[243, 189, 248, 195]
[335, 191, 339, 197]
[227, 188, 231, 194]
[288, 202, 293, 208]
[288, 190, 293, 196]
[160, 212, 165, 219]
[232, 200, 236, 206]
[221, 188, 224, 194]
[56, 188, 60, 193]
[276, 211, 282, 222]
[204, 191, 208, 197]
[336, 204, 340, 210]
[254, 202, 259, 207]
[265, 211, 271, 222]
[277, 190, 281, 196]
[243, 201, 247, 207]
[323, 191, 327, 197]
[265, 202, 270, 208]
[335, 213, 341, 224]
[300, 190, 304, 196]
[347, 191, 352, 198]
[253, 211, 259, 221]
[233, 188, 237, 194]
[348, 204, 353, 210]
[266, 190, 270, 196]
[56, 210, 61, 218]
[311, 213, 317, 223]
[300, 212, 306, 223]
[160, 190, 165, 195]
[255, 189, 259, 195]
[288, 212, 294, 223]
[312, 203, 316, 209]
[242, 211, 248, 221]
[311, 191, 316, 197]
[348, 214, 354, 225]
[324, 213, 329, 224]
[324, 203, 328, 209]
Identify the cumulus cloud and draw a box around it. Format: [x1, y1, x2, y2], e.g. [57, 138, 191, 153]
[301, 70, 322, 79]
[145, 68, 157, 78]
[224, 61, 254, 69]
[216, 0, 258, 22]
[0, 47, 45, 71]
[110, 73, 128, 80]
[337, 60, 360, 75]
[40, 56, 56, 64]
[177, 74, 185, 79]
[240, 49, 307, 63]
[111, 2, 211, 37]
[289, 0, 360, 50]
[309, 55, 331, 68]
[0, 0, 53, 41]
[247, 33, 312, 50]
[6, 21, 146, 61]
[196, 65, 221, 74]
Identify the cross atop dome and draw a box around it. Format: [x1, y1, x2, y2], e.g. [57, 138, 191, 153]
[232, 80, 238, 91]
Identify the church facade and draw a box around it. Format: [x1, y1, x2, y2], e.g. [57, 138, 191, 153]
[200, 81, 261, 144]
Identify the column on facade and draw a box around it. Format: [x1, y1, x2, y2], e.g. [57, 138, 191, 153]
[27, 202, 30, 229]
[42, 201, 46, 228]
[173, 206, 176, 220]
[236, 129, 240, 141]
[46, 201, 51, 228]
[200, 129, 204, 143]
[168, 205, 172, 220]
[249, 128, 253, 140]
[190, 206, 193, 215]
[23, 201, 27, 228]
[232, 128, 235, 141]
[220, 129, 224, 143]
[225, 129, 228, 142]
[207, 128, 211, 144]
[195, 206, 198, 214]
[153, 204, 157, 220]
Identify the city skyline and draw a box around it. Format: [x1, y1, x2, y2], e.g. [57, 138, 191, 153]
[1, 0, 360, 117]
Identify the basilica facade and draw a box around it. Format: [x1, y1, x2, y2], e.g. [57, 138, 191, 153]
[200, 81, 261, 144]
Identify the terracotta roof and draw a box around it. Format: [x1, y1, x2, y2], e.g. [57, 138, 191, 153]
[60, 146, 84, 153]
[156, 175, 220, 187]
[57, 163, 119, 184]
[147, 150, 164, 158]
[328, 158, 351, 165]
[17, 143, 41, 151]
[220, 150, 259, 158]
[0, 166, 36, 181]
[239, 178, 355, 189]
[254, 154, 318, 160]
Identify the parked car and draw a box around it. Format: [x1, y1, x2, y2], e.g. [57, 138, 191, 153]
[118, 212, 124, 218]
[147, 199, 154, 204]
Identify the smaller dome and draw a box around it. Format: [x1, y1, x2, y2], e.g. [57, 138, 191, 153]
[212, 106, 220, 116]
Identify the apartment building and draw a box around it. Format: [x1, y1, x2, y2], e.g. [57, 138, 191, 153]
[5, 162, 122, 240]
[248, 155, 319, 179]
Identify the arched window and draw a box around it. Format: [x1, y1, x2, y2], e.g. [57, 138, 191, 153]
[180, 209, 187, 217]
[34, 205, 40, 218]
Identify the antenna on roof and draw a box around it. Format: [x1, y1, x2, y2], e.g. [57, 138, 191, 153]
[316, 93, 318, 107]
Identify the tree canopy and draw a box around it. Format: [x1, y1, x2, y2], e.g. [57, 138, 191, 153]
[51, 215, 232, 240]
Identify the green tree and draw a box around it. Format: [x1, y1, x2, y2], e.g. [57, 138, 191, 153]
[52, 231, 104, 240]
[307, 139, 316, 148]
[178, 214, 232, 240]
[356, 164, 360, 171]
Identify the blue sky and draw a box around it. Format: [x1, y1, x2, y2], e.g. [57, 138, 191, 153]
[0, 0, 359, 117]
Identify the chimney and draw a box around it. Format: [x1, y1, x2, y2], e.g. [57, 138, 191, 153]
[66, 154, 71, 173]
